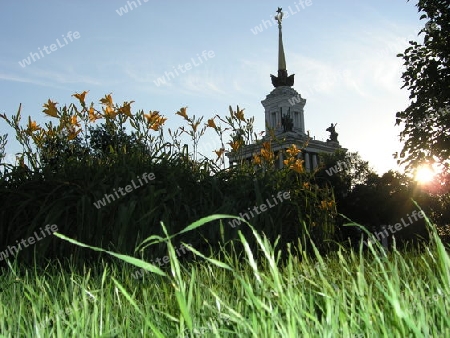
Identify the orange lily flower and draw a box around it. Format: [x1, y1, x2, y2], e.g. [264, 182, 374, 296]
[72, 91, 89, 106]
[26, 116, 41, 135]
[214, 148, 225, 160]
[207, 118, 217, 129]
[176, 107, 188, 120]
[43, 99, 58, 118]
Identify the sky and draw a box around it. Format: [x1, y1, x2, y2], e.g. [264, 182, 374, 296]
[0, 0, 425, 174]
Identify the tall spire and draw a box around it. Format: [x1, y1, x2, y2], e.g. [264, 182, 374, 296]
[277, 7, 287, 71]
[270, 7, 295, 88]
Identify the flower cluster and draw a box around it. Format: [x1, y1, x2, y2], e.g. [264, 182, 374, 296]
[144, 111, 167, 131]
[252, 141, 275, 166]
[319, 199, 335, 211]
[0, 92, 171, 170]
[283, 144, 304, 173]
[25, 92, 168, 145]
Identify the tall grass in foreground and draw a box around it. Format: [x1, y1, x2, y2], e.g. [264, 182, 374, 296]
[0, 213, 449, 337]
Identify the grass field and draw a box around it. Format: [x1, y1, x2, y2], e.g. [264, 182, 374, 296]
[0, 215, 449, 337]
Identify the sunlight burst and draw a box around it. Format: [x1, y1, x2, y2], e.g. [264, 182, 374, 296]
[415, 164, 435, 184]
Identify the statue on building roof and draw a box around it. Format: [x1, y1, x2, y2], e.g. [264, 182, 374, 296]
[281, 108, 294, 132]
[326, 123, 339, 142]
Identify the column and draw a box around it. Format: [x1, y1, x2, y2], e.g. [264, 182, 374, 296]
[304, 152, 311, 172]
[300, 110, 305, 133]
[294, 112, 299, 131]
[312, 154, 318, 170]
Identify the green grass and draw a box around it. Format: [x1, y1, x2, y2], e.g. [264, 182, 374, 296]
[0, 215, 449, 337]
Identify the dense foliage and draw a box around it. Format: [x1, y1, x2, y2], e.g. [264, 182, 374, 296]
[396, 0, 450, 170]
[0, 93, 336, 267]
[315, 150, 450, 247]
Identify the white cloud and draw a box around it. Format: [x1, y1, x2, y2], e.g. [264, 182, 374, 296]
[0, 72, 65, 90]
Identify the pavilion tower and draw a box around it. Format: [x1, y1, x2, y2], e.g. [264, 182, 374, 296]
[227, 7, 343, 171]
[264, 7, 306, 136]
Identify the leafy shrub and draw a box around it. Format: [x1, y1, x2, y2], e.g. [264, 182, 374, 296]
[0, 92, 336, 267]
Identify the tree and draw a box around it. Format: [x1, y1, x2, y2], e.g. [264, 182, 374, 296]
[315, 149, 374, 200]
[395, 0, 450, 171]
[341, 171, 432, 248]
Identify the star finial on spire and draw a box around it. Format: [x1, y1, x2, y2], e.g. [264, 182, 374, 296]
[275, 7, 284, 25]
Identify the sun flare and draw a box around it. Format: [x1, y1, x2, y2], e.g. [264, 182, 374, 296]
[415, 164, 436, 184]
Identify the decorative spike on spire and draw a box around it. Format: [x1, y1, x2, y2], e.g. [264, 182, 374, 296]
[276, 7, 286, 71]
[270, 7, 295, 88]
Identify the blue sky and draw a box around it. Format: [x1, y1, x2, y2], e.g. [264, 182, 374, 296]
[0, 0, 423, 173]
